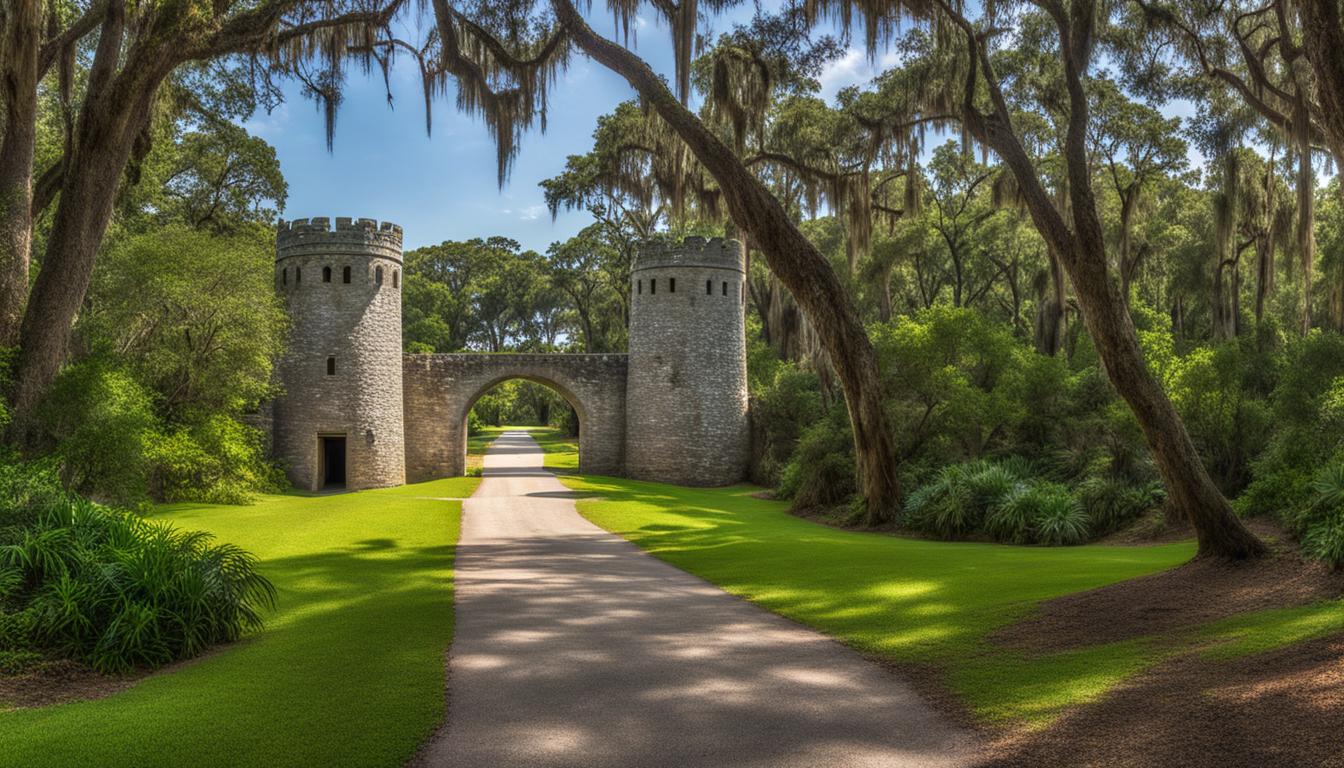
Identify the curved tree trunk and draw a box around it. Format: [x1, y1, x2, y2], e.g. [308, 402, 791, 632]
[551, 0, 902, 523]
[10, 4, 168, 439]
[965, 72, 1265, 559]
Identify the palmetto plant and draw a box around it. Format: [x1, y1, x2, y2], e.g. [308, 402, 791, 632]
[1, 463, 275, 672]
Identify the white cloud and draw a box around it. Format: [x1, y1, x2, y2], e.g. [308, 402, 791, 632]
[518, 204, 547, 221]
[816, 48, 901, 103]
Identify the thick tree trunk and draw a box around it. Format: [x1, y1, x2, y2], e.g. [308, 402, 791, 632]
[552, 0, 902, 523]
[0, 0, 42, 347]
[1295, 135, 1314, 335]
[969, 97, 1266, 559]
[10, 6, 165, 438]
[1035, 245, 1066, 356]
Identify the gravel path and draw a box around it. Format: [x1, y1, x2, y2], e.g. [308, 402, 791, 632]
[415, 430, 976, 768]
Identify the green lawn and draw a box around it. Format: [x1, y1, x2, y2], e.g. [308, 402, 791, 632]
[518, 428, 1344, 726]
[0, 476, 478, 767]
[468, 425, 578, 472]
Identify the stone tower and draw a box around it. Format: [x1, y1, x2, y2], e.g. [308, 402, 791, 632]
[624, 236, 750, 486]
[273, 217, 406, 491]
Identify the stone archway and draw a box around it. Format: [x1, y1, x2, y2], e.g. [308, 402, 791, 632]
[402, 353, 628, 481]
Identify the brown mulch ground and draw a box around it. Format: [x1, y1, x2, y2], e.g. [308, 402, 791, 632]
[993, 552, 1344, 653]
[0, 659, 145, 710]
[981, 633, 1344, 768]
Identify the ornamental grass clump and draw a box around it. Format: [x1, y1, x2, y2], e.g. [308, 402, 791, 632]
[1301, 464, 1344, 569]
[905, 460, 1027, 538]
[0, 461, 275, 673]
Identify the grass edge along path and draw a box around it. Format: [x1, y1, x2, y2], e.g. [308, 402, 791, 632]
[0, 477, 478, 768]
[538, 439, 1344, 728]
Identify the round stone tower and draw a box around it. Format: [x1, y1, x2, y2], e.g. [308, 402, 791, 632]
[624, 236, 749, 486]
[273, 216, 406, 491]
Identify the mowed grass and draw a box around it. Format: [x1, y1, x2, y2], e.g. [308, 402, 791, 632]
[560, 473, 1190, 723]
[0, 476, 478, 768]
[520, 429, 1342, 725]
[469, 425, 578, 472]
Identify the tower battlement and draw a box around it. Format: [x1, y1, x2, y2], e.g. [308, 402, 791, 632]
[633, 236, 744, 272]
[277, 217, 403, 262]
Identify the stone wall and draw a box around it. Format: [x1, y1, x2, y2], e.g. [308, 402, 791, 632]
[270, 223, 752, 490]
[272, 217, 407, 491]
[403, 353, 629, 480]
[624, 237, 750, 486]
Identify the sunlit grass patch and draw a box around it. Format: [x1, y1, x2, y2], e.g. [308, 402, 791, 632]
[0, 476, 478, 767]
[557, 469, 1193, 723]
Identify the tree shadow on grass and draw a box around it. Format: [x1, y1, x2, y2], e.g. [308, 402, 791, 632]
[0, 537, 461, 768]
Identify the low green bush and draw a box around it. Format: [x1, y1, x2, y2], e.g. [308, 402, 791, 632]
[40, 359, 159, 507]
[984, 484, 1034, 544]
[1076, 475, 1165, 534]
[150, 416, 281, 504]
[0, 462, 275, 672]
[778, 405, 855, 510]
[1299, 465, 1344, 569]
[905, 460, 1024, 538]
[1028, 483, 1091, 545]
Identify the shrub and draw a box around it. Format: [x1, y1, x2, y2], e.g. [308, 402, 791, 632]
[1032, 487, 1091, 545]
[150, 416, 281, 504]
[779, 405, 855, 510]
[905, 460, 1025, 538]
[750, 360, 825, 487]
[1076, 476, 1165, 534]
[1299, 465, 1344, 568]
[39, 359, 159, 507]
[992, 480, 1088, 545]
[984, 484, 1034, 544]
[0, 462, 275, 672]
[0, 649, 43, 675]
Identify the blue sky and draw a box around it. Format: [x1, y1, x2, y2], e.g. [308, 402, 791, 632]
[244, 6, 904, 252]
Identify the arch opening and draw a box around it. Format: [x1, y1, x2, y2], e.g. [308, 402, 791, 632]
[458, 376, 582, 476]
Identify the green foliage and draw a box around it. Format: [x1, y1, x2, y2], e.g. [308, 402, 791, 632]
[1298, 465, 1344, 568]
[748, 350, 825, 486]
[150, 416, 282, 504]
[872, 306, 1072, 474]
[469, 380, 574, 430]
[1076, 475, 1165, 535]
[40, 359, 159, 506]
[1149, 328, 1273, 493]
[778, 404, 855, 509]
[82, 225, 285, 417]
[38, 359, 277, 506]
[0, 462, 275, 672]
[1027, 484, 1091, 546]
[905, 460, 1023, 538]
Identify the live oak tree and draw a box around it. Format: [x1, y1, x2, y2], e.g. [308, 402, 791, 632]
[365, 0, 904, 522]
[1136, 0, 1331, 334]
[3, 0, 406, 441]
[815, 0, 1267, 557]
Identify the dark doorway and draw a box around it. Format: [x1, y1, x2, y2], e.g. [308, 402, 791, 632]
[321, 436, 347, 488]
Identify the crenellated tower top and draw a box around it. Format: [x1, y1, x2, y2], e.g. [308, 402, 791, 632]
[276, 217, 404, 262]
[632, 236, 744, 273]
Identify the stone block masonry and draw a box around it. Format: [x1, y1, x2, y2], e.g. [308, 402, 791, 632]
[273, 217, 406, 491]
[403, 354, 629, 480]
[624, 237, 750, 486]
[271, 222, 749, 490]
